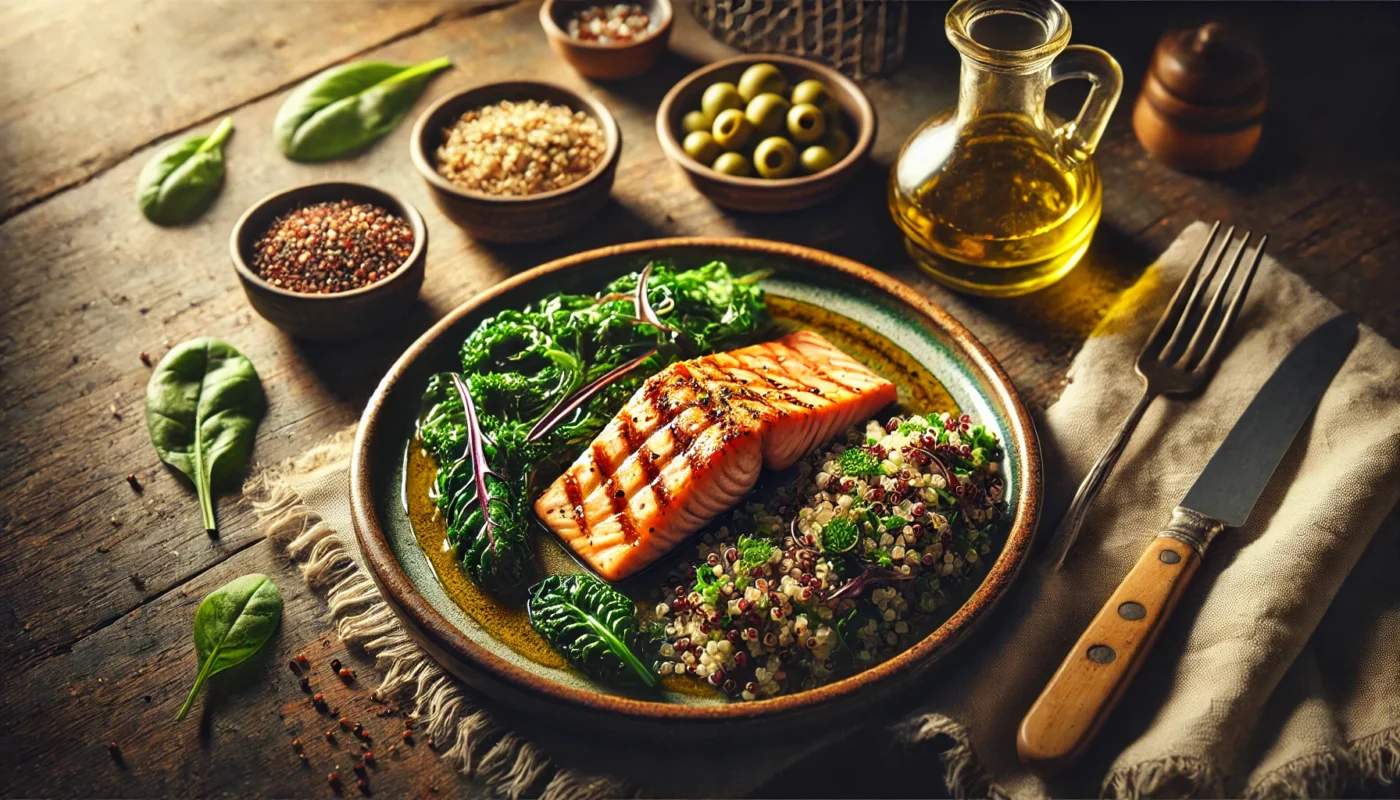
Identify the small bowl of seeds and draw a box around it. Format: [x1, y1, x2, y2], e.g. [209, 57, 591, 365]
[540, 0, 673, 81]
[409, 81, 621, 243]
[230, 182, 427, 341]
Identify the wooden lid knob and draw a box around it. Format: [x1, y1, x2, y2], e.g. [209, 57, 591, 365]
[1133, 21, 1266, 171]
[1152, 22, 1266, 106]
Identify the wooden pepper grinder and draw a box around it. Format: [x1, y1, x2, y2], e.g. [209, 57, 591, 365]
[1132, 21, 1267, 171]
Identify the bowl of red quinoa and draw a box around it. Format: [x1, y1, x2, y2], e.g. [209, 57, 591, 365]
[409, 81, 621, 243]
[230, 181, 427, 341]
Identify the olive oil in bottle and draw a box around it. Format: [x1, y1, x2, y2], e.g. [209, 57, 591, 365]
[889, 0, 1121, 297]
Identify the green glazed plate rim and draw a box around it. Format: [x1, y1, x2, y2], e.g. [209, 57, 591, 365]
[351, 237, 1042, 723]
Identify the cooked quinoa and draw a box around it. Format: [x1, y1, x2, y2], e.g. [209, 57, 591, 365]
[434, 99, 606, 196]
[656, 412, 1006, 700]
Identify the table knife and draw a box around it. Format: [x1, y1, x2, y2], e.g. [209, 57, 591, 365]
[1017, 312, 1359, 772]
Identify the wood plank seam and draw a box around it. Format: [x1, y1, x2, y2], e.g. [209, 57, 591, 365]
[9, 532, 267, 674]
[0, 7, 480, 226]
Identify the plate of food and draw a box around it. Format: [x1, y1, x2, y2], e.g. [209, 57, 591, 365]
[351, 238, 1040, 737]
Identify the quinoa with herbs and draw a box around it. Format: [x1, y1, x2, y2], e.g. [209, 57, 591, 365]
[656, 412, 1006, 700]
[434, 100, 606, 196]
[252, 200, 413, 294]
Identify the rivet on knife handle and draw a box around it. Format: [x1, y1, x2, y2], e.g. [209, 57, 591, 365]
[1017, 507, 1225, 772]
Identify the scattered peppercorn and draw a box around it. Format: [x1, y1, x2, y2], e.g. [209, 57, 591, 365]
[299, 752, 309, 765]
[296, 653, 310, 667]
[330, 658, 342, 673]
[353, 760, 366, 775]
[425, 735, 435, 749]
[339, 718, 353, 731]
[328, 771, 341, 787]
[339, 667, 355, 682]
[252, 201, 413, 294]
[289, 659, 303, 677]
[363, 751, 375, 766]
[326, 730, 337, 743]
[139, 352, 152, 367]
[300, 677, 312, 693]
[292, 738, 303, 750]
[352, 722, 364, 736]
[356, 778, 369, 794]
[401, 730, 412, 743]
[106, 741, 123, 763]
[125, 473, 143, 492]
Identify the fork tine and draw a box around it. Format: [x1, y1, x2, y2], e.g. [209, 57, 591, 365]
[1194, 235, 1267, 373]
[1159, 225, 1234, 362]
[1178, 231, 1251, 369]
[1142, 221, 1222, 361]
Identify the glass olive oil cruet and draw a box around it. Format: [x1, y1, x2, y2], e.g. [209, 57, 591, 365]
[890, 0, 1122, 296]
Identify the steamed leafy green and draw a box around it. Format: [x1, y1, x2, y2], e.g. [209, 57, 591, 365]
[417, 262, 768, 594]
[528, 574, 656, 689]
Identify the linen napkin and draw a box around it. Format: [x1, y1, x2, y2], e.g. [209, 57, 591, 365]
[248, 222, 1400, 799]
[894, 221, 1400, 798]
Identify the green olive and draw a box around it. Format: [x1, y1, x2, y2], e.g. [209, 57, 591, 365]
[786, 103, 826, 144]
[711, 108, 753, 151]
[753, 136, 798, 179]
[790, 79, 833, 109]
[712, 151, 753, 177]
[681, 110, 712, 135]
[800, 145, 838, 174]
[683, 131, 722, 165]
[744, 93, 791, 138]
[821, 128, 852, 160]
[737, 63, 788, 102]
[700, 82, 744, 122]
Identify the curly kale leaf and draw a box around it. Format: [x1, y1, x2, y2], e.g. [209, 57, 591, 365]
[527, 574, 657, 689]
[430, 374, 532, 594]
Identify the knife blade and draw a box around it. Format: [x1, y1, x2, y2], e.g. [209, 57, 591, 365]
[1181, 312, 1359, 526]
[1017, 312, 1359, 773]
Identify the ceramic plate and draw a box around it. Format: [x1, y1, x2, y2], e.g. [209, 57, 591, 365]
[351, 238, 1041, 737]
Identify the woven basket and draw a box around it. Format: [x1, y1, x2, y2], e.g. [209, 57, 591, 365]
[688, 0, 908, 80]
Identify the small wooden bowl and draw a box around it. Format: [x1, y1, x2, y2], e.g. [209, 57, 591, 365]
[540, 0, 673, 81]
[409, 82, 621, 243]
[230, 182, 427, 342]
[656, 54, 876, 213]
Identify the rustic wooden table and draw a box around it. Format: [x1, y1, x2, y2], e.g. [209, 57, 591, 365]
[2, 1, 1397, 797]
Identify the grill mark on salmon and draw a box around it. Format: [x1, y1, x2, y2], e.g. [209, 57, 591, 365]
[561, 472, 590, 541]
[535, 331, 896, 582]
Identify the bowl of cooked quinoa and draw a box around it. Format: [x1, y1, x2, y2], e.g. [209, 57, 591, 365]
[409, 80, 621, 243]
[654, 412, 1008, 700]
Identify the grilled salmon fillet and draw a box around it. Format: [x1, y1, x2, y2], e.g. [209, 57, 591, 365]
[535, 331, 897, 582]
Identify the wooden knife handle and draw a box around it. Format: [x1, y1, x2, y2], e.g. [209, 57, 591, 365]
[1017, 507, 1224, 772]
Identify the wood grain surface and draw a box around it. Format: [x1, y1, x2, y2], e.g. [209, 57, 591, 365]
[1, 2, 1396, 797]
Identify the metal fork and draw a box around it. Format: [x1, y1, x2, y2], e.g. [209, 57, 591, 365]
[1046, 222, 1268, 569]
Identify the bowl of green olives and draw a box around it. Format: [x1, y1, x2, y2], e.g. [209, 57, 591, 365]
[656, 54, 875, 212]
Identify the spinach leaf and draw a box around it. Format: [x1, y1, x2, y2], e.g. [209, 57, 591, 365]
[176, 573, 282, 720]
[274, 56, 451, 161]
[135, 117, 233, 225]
[527, 574, 656, 689]
[145, 339, 266, 534]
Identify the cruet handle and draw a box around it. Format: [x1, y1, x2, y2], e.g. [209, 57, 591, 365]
[1049, 45, 1124, 164]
